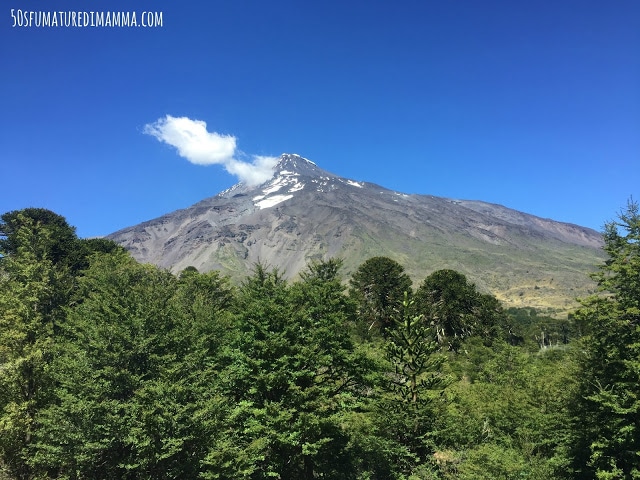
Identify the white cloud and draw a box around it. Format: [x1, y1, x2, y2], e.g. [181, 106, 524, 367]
[225, 156, 279, 186]
[144, 115, 278, 185]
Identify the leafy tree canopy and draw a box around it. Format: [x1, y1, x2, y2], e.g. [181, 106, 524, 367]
[0, 208, 77, 264]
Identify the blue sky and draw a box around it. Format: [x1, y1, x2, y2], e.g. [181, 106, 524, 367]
[1, 0, 638, 237]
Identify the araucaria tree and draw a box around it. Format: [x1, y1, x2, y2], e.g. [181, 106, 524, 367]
[349, 256, 412, 337]
[569, 199, 640, 478]
[376, 293, 448, 474]
[414, 269, 506, 351]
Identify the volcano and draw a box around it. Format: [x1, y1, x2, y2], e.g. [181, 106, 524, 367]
[107, 154, 604, 311]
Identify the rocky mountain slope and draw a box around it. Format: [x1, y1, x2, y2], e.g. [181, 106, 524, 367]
[107, 154, 605, 312]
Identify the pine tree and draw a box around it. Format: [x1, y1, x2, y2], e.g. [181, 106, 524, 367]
[569, 199, 640, 478]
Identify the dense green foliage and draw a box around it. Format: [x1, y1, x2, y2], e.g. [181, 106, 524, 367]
[567, 200, 640, 479]
[349, 256, 412, 337]
[413, 269, 510, 351]
[0, 205, 638, 479]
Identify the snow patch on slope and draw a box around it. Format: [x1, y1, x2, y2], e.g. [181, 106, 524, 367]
[217, 183, 243, 197]
[255, 194, 293, 209]
[252, 169, 305, 209]
[289, 181, 304, 192]
[336, 178, 364, 188]
[262, 177, 287, 195]
[311, 177, 338, 193]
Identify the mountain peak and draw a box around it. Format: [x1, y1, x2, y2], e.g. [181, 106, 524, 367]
[273, 153, 331, 178]
[277, 153, 316, 167]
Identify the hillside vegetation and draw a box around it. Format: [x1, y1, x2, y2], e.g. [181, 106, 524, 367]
[1, 204, 638, 479]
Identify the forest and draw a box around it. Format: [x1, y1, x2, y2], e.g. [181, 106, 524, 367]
[0, 203, 638, 479]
